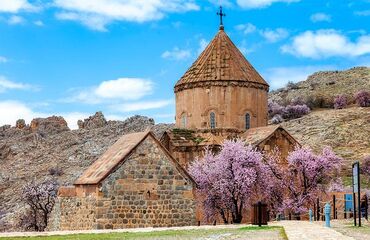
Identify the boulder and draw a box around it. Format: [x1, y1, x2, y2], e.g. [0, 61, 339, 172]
[15, 119, 26, 129]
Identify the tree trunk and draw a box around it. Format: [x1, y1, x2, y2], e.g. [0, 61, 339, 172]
[232, 213, 243, 223]
[232, 200, 243, 223]
[232, 206, 243, 223]
[220, 209, 228, 224]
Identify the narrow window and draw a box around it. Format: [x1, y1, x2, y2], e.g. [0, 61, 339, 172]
[181, 114, 187, 128]
[245, 113, 251, 129]
[210, 112, 216, 129]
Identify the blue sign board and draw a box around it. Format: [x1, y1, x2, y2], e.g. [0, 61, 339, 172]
[345, 194, 353, 212]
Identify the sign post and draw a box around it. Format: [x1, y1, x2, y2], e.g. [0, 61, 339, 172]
[352, 161, 361, 227]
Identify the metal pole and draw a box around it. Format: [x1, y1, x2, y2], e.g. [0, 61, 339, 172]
[353, 162, 357, 226]
[333, 195, 336, 219]
[357, 162, 361, 227]
[344, 194, 347, 219]
[321, 207, 324, 221]
[354, 192, 357, 226]
[317, 198, 320, 221]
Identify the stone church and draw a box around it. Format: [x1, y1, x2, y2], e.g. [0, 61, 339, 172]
[50, 22, 299, 230]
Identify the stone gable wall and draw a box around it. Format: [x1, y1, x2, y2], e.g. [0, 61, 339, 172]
[50, 135, 196, 230]
[48, 195, 97, 231]
[96, 136, 196, 229]
[259, 129, 297, 162]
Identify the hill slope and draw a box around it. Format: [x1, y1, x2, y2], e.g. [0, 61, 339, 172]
[281, 107, 370, 170]
[269, 67, 370, 106]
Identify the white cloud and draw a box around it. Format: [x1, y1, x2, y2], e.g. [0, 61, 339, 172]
[62, 112, 91, 129]
[34, 20, 44, 26]
[235, 23, 256, 35]
[111, 100, 173, 112]
[154, 113, 174, 119]
[260, 28, 289, 42]
[0, 76, 34, 92]
[236, 0, 300, 8]
[0, 101, 45, 127]
[0, 0, 37, 13]
[54, 0, 200, 31]
[264, 65, 335, 90]
[310, 13, 331, 23]
[68, 77, 154, 104]
[56, 12, 109, 31]
[354, 10, 370, 16]
[95, 78, 152, 100]
[208, 0, 233, 7]
[235, 24, 288, 43]
[0, 56, 8, 63]
[162, 47, 191, 60]
[237, 39, 254, 55]
[282, 30, 370, 59]
[7, 15, 25, 25]
[198, 38, 209, 54]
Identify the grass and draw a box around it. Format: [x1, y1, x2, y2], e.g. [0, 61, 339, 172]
[2, 226, 287, 240]
[330, 219, 370, 239]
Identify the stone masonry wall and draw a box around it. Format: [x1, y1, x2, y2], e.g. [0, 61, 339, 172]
[48, 195, 97, 231]
[96, 136, 196, 229]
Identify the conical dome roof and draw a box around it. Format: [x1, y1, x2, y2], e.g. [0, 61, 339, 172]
[175, 28, 269, 92]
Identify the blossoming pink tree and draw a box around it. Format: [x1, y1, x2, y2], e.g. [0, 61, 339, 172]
[190, 139, 342, 223]
[264, 146, 342, 216]
[189, 140, 267, 223]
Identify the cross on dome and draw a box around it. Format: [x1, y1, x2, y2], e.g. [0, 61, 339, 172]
[217, 6, 226, 30]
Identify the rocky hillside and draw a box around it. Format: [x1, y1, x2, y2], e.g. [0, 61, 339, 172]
[269, 66, 370, 173]
[0, 113, 174, 231]
[281, 107, 370, 172]
[270, 67, 370, 107]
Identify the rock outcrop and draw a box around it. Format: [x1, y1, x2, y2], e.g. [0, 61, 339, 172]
[30, 116, 70, 136]
[77, 111, 107, 130]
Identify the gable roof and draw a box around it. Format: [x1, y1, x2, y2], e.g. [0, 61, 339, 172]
[242, 125, 300, 147]
[175, 28, 269, 90]
[75, 131, 196, 186]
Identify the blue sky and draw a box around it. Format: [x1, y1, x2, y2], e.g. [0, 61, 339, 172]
[0, 0, 369, 129]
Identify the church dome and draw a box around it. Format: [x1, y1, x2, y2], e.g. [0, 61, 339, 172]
[174, 28, 269, 93]
[174, 27, 269, 130]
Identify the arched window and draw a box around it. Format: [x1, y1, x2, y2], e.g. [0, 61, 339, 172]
[245, 113, 251, 129]
[181, 114, 187, 128]
[210, 112, 216, 129]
